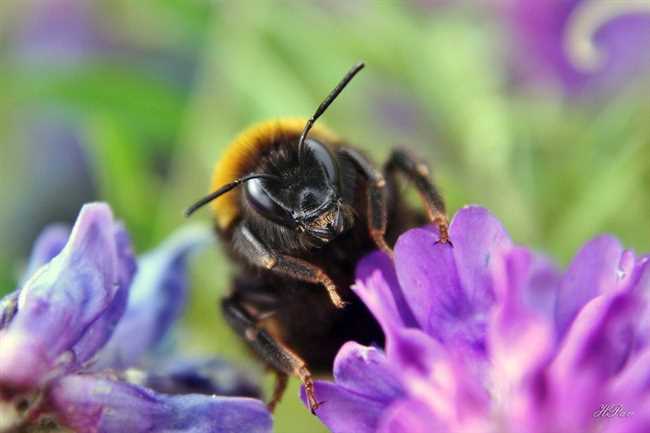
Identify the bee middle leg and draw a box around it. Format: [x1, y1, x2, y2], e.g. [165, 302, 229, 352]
[221, 297, 321, 413]
[233, 224, 345, 308]
[385, 148, 450, 243]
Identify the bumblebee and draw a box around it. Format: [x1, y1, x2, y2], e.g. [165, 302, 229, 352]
[186, 62, 449, 413]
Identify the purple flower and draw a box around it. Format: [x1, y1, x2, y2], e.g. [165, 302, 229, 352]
[0, 203, 271, 433]
[500, 0, 650, 96]
[304, 206, 650, 433]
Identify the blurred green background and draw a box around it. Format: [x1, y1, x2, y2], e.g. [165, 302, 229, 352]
[1, 1, 649, 432]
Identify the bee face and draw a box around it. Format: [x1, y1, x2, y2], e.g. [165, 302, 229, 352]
[244, 138, 351, 243]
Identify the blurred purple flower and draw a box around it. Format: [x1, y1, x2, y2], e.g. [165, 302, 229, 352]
[501, 0, 650, 96]
[0, 203, 271, 433]
[304, 206, 650, 433]
[11, 0, 111, 67]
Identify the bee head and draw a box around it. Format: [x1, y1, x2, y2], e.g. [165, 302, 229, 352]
[244, 138, 351, 243]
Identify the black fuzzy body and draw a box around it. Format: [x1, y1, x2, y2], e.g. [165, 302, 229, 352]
[217, 131, 424, 373]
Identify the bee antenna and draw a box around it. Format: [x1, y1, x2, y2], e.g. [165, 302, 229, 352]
[185, 173, 281, 217]
[297, 61, 365, 165]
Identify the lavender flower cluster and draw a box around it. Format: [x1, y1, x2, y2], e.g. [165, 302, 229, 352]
[0, 203, 271, 433]
[306, 206, 650, 433]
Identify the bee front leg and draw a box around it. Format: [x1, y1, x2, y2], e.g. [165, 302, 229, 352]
[220, 297, 321, 413]
[385, 148, 450, 244]
[338, 147, 392, 256]
[233, 224, 346, 308]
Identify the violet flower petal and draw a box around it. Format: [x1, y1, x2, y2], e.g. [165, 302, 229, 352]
[449, 206, 512, 313]
[332, 342, 403, 402]
[301, 382, 387, 433]
[554, 291, 638, 383]
[393, 206, 511, 353]
[21, 224, 70, 285]
[353, 251, 417, 336]
[95, 225, 212, 369]
[554, 235, 632, 337]
[549, 290, 640, 430]
[49, 374, 272, 433]
[72, 221, 136, 365]
[1, 225, 70, 329]
[0, 203, 135, 388]
[394, 228, 463, 334]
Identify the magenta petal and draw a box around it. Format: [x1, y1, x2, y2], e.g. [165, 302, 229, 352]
[0, 203, 135, 388]
[630, 260, 650, 352]
[555, 235, 631, 336]
[449, 206, 512, 313]
[332, 342, 402, 402]
[488, 248, 554, 393]
[377, 399, 441, 433]
[388, 328, 490, 424]
[554, 291, 638, 382]
[49, 374, 271, 433]
[610, 346, 650, 402]
[301, 382, 386, 433]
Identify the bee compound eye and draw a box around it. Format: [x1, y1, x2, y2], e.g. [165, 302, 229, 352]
[305, 139, 339, 185]
[245, 177, 296, 227]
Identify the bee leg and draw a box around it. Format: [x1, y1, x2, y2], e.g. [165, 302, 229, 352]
[233, 224, 346, 308]
[221, 297, 321, 414]
[385, 148, 449, 244]
[338, 147, 392, 256]
[268, 372, 288, 412]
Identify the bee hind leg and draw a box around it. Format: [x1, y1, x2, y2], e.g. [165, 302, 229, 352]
[385, 148, 450, 244]
[220, 297, 321, 414]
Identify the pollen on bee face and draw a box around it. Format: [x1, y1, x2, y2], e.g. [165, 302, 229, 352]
[309, 209, 337, 229]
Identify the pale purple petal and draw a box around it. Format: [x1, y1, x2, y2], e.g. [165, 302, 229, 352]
[555, 235, 632, 336]
[301, 382, 386, 433]
[1, 225, 70, 330]
[521, 253, 561, 322]
[332, 342, 403, 402]
[0, 203, 135, 389]
[95, 225, 211, 369]
[72, 222, 136, 365]
[353, 251, 417, 336]
[21, 225, 70, 285]
[48, 374, 271, 433]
